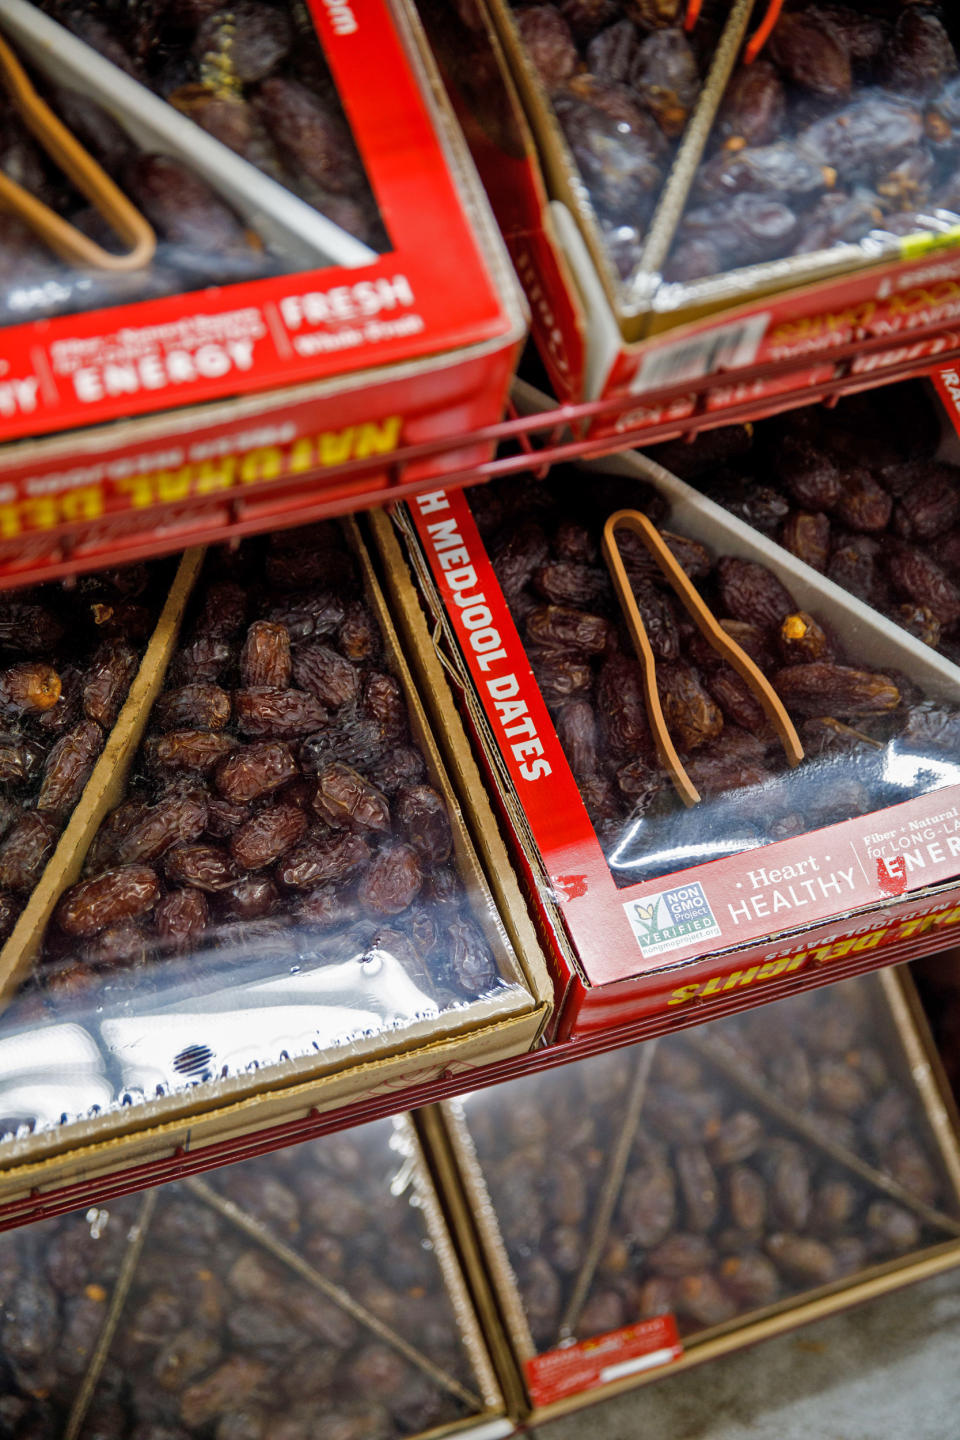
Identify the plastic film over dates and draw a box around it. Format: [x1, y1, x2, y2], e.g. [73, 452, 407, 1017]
[0, 522, 517, 1136]
[0, 1117, 494, 1440]
[459, 977, 959, 1355]
[472, 467, 960, 886]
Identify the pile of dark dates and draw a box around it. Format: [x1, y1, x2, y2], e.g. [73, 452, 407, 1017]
[0, 1119, 483, 1439]
[0, 0, 385, 324]
[509, 1, 960, 286]
[669, 0, 960, 280]
[508, 0, 726, 274]
[470, 466, 960, 886]
[27, 522, 499, 1016]
[465, 977, 955, 1348]
[650, 382, 960, 661]
[0, 562, 167, 944]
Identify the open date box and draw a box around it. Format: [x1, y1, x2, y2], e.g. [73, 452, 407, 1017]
[391, 417, 960, 1039]
[0, 517, 550, 1207]
[0, 0, 526, 586]
[421, 0, 960, 424]
[0, 1113, 514, 1440]
[425, 969, 960, 1420]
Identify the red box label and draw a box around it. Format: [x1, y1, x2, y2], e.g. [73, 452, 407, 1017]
[525, 1315, 682, 1406]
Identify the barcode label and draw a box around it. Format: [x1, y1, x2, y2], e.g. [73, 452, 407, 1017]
[632, 311, 770, 394]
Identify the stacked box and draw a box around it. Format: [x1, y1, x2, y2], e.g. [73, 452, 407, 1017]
[0, 519, 549, 1204]
[0, 1116, 510, 1439]
[431, 970, 960, 1417]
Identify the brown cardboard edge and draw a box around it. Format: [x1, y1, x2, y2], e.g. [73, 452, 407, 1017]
[0, 546, 205, 1007]
[398, 1112, 505, 1415]
[344, 514, 531, 1007]
[0, 1004, 544, 1204]
[416, 1105, 529, 1423]
[366, 507, 553, 1024]
[436, 1100, 537, 1368]
[389, 0, 528, 350]
[885, 965, 960, 1203]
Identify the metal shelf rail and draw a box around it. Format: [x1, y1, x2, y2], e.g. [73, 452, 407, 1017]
[4, 317, 959, 588]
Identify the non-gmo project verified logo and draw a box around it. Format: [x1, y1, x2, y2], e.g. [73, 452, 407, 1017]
[624, 881, 722, 957]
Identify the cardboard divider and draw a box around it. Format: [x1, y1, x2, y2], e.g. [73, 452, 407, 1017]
[426, 970, 960, 1423]
[0, 546, 204, 1009]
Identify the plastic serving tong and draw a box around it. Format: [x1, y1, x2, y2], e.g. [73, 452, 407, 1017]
[0, 28, 156, 270]
[602, 508, 804, 808]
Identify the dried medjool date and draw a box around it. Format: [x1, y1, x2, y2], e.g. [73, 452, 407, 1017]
[357, 843, 423, 916]
[768, 12, 851, 98]
[658, 661, 723, 752]
[773, 663, 900, 717]
[555, 699, 598, 776]
[36, 719, 103, 818]
[887, 544, 960, 626]
[240, 621, 291, 690]
[276, 830, 371, 890]
[777, 613, 835, 666]
[717, 557, 794, 630]
[312, 763, 391, 834]
[155, 887, 210, 947]
[361, 673, 407, 744]
[126, 156, 251, 253]
[153, 684, 231, 733]
[115, 789, 209, 865]
[56, 865, 159, 935]
[292, 644, 359, 709]
[154, 729, 238, 772]
[716, 61, 785, 147]
[0, 662, 61, 715]
[801, 97, 923, 178]
[396, 784, 452, 865]
[781, 512, 831, 572]
[881, 9, 957, 97]
[446, 919, 497, 997]
[234, 687, 329, 740]
[514, 5, 578, 88]
[230, 803, 308, 871]
[216, 742, 297, 803]
[629, 28, 700, 138]
[835, 472, 892, 534]
[256, 79, 363, 195]
[166, 843, 240, 892]
[0, 812, 57, 892]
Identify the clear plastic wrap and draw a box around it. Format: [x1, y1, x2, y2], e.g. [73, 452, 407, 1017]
[503, 2, 960, 319]
[0, 521, 530, 1143]
[468, 466, 960, 887]
[0, 0, 386, 328]
[0, 1115, 504, 1439]
[450, 974, 960, 1367]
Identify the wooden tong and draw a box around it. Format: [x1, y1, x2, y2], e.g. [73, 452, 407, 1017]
[602, 509, 803, 808]
[0, 30, 155, 270]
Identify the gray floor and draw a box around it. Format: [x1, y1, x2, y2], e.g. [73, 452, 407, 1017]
[529, 1269, 960, 1439]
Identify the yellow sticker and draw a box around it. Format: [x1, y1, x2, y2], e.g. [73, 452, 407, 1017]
[900, 224, 960, 261]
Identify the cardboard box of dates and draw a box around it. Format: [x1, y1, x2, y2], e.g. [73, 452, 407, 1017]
[0, 0, 527, 586]
[645, 373, 960, 668]
[430, 0, 960, 419]
[0, 518, 551, 1206]
[427, 971, 960, 1418]
[0, 1114, 514, 1440]
[392, 413, 960, 1039]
